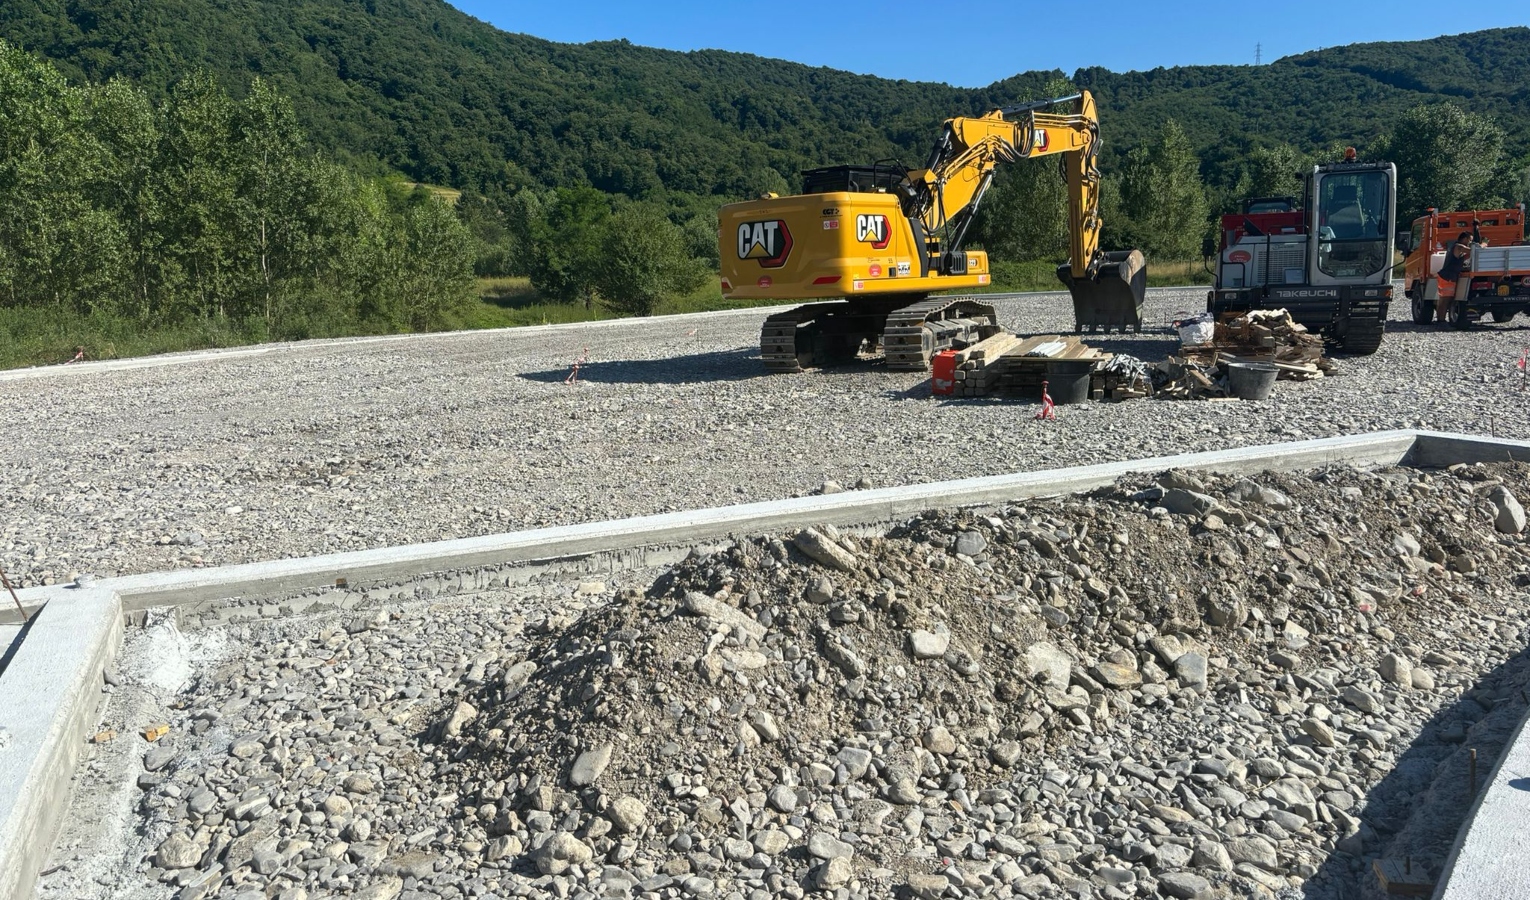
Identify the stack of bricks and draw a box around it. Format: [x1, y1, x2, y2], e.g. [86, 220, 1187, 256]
[948, 332, 1024, 397]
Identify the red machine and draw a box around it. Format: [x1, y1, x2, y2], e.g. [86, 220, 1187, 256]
[1207, 156, 1398, 355]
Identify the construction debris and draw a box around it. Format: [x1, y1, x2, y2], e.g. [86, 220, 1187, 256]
[1154, 309, 1338, 399]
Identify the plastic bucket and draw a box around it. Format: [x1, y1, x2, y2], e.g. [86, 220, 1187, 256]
[1046, 360, 1094, 405]
[1227, 362, 1278, 401]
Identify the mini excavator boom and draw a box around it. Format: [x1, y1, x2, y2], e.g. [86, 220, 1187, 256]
[718, 91, 1146, 373]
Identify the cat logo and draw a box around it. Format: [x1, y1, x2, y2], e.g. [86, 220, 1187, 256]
[1032, 128, 1049, 153]
[737, 219, 793, 268]
[855, 214, 891, 250]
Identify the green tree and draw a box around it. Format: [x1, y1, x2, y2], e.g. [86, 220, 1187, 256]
[1381, 102, 1506, 218]
[596, 206, 707, 317]
[1242, 144, 1306, 200]
[1115, 120, 1209, 260]
[526, 187, 611, 308]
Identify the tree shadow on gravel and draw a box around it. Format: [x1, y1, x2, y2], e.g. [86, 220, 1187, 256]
[1384, 320, 1530, 336]
[517, 348, 767, 385]
[1301, 641, 1530, 899]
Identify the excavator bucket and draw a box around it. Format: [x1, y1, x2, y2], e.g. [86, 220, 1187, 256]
[1058, 250, 1147, 333]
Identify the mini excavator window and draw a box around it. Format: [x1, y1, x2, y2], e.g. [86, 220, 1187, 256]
[1315, 170, 1391, 279]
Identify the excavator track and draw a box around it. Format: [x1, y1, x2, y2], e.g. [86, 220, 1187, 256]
[759, 297, 998, 374]
[882, 297, 1000, 371]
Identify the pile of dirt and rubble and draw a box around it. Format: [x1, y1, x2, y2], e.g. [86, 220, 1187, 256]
[435, 462, 1530, 899]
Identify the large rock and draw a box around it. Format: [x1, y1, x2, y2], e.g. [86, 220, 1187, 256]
[441, 701, 477, 739]
[808, 832, 854, 860]
[954, 531, 988, 557]
[813, 856, 853, 889]
[154, 835, 201, 869]
[1342, 685, 1384, 715]
[1092, 652, 1141, 689]
[1174, 652, 1208, 690]
[1226, 834, 1279, 870]
[1491, 486, 1526, 534]
[533, 831, 592, 875]
[606, 796, 646, 833]
[1161, 489, 1218, 516]
[1159, 872, 1212, 899]
[570, 744, 613, 787]
[1379, 653, 1412, 688]
[1229, 479, 1295, 510]
[682, 592, 766, 641]
[1023, 641, 1071, 686]
[909, 629, 950, 660]
[793, 528, 858, 571]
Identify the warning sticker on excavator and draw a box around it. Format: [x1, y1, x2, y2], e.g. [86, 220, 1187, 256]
[822, 219, 839, 230]
[852, 280, 864, 291]
[869, 265, 882, 277]
[897, 261, 911, 276]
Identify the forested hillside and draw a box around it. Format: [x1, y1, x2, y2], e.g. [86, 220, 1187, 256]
[3, 0, 1527, 202]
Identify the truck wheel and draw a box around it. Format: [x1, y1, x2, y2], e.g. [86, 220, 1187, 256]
[1448, 301, 1472, 330]
[1410, 288, 1433, 326]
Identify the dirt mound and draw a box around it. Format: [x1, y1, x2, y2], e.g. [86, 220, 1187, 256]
[441, 461, 1530, 896]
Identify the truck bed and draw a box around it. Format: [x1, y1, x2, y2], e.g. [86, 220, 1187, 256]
[1470, 244, 1530, 275]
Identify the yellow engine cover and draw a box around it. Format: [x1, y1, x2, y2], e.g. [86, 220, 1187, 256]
[719, 192, 989, 299]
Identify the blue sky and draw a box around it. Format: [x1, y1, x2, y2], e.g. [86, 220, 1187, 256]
[447, 1, 1525, 87]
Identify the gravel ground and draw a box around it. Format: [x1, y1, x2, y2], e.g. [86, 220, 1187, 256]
[33, 461, 1530, 900]
[3, 286, 1528, 588]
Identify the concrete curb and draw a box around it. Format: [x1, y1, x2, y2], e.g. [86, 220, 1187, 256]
[0, 588, 121, 900]
[1434, 673, 1530, 899]
[9, 428, 1440, 618]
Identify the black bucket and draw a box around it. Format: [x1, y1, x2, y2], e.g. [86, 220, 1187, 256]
[1046, 359, 1094, 405]
[1227, 362, 1278, 400]
[1058, 250, 1148, 333]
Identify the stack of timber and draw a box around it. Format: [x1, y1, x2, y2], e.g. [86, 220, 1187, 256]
[1179, 309, 1337, 382]
[944, 333, 1110, 399]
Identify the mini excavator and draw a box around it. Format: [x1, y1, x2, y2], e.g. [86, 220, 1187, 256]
[718, 91, 1146, 373]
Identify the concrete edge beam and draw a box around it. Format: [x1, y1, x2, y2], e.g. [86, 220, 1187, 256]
[6, 428, 1433, 616]
[0, 587, 122, 900]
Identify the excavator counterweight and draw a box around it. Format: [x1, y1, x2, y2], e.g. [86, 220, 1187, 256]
[719, 91, 1146, 372]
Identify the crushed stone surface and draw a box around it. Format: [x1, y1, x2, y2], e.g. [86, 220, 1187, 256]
[3, 288, 1528, 589]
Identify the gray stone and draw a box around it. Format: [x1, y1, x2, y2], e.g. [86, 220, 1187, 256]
[922, 726, 957, 755]
[1342, 685, 1384, 715]
[910, 629, 950, 660]
[352, 878, 403, 900]
[533, 831, 593, 876]
[1192, 840, 1233, 873]
[753, 829, 791, 855]
[571, 743, 614, 787]
[605, 795, 648, 832]
[1391, 532, 1422, 557]
[1301, 718, 1336, 747]
[837, 747, 873, 779]
[144, 747, 177, 772]
[322, 794, 354, 818]
[155, 835, 201, 869]
[813, 856, 853, 889]
[794, 528, 858, 571]
[1023, 641, 1071, 686]
[905, 873, 950, 900]
[1158, 872, 1212, 899]
[1379, 653, 1412, 688]
[954, 531, 988, 557]
[808, 832, 854, 860]
[768, 785, 798, 813]
[1162, 489, 1218, 516]
[1491, 486, 1526, 534]
[1226, 834, 1279, 870]
[989, 741, 1023, 768]
[441, 700, 477, 738]
[1412, 668, 1436, 691]
[1174, 652, 1208, 690]
[1229, 479, 1295, 510]
[807, 576, 835, 603]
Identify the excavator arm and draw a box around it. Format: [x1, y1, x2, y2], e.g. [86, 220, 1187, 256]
[893, 91, 1144, 330]
[901, 93, 1104, 281]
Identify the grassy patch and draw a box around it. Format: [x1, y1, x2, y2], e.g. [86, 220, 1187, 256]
[986, 257, 1213, 292]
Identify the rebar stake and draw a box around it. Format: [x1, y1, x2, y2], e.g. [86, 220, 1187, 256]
[1470, 747, 1478, 796]
[1, 562, 28, 623]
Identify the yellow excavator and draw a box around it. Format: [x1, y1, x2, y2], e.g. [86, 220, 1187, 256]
[718, 91, 1146, 373]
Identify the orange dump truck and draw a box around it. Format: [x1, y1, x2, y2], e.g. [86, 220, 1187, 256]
[1402, 206, 1530, 328]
